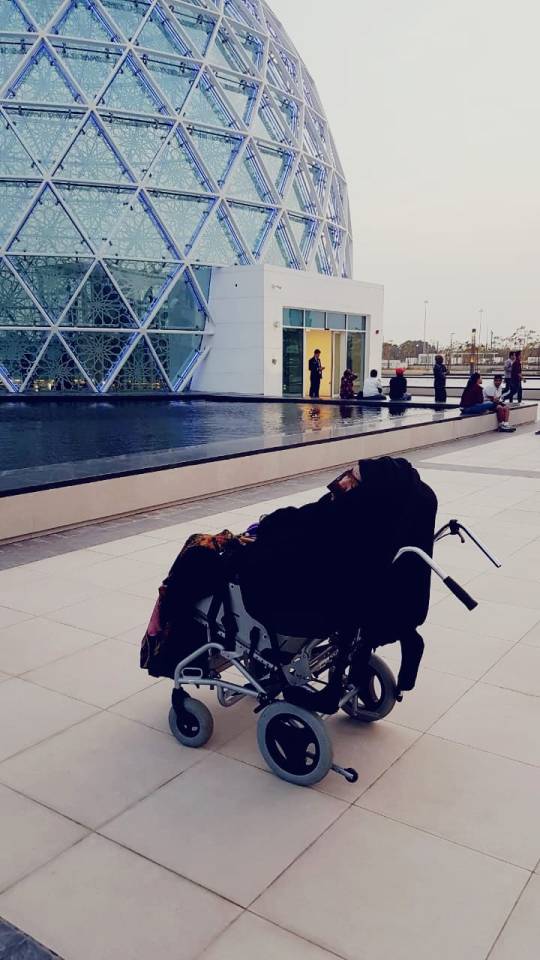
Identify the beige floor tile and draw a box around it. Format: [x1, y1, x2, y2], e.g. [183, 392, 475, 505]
[0, 671, 9, 682]
[0, 711, 201, 828]
[484, 643, 540, 697]
[220, 714, 420, 802]
[47, 592, 152, 637]
[387, 666, 473, 732]
[418, 623, 512, 680]
[520, 620, 540, 647]
[89, 533, 170, 556]
[0, 618, 105, 675]
[0, 783, 87, 892]
[0, 606, 32, 629]
[0, 678, 95, 762]
[200, 913, 337, 960]
[468, 572, 540, 611]
[359, 734, 540, 868]
[115, 623, 148, 646]
[24, 638, 156, 708]
[253, 808, 527, 960]
[64, 555, 164, 590]
[0, 834, 239, 960]
[490, 875, 540, 960]
[102, 752, 346, 906]
[0, 576, 107, 616]
[120, 578, 159, 600]
[432, 682, 540, 766]
[127, 541, 187, 568]
[428, 596, 540, 642]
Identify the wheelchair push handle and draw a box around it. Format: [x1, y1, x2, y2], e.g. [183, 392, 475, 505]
[442, 576, 478, 611]
[392, 546, 478, 611]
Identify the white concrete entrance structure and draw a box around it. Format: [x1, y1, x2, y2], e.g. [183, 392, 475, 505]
[192, 264, 384, 396]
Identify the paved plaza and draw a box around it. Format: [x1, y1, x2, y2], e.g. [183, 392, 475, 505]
[1, 427, 540, 959]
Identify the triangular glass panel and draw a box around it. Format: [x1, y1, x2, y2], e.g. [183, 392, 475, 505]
[0, 41, 34, 92]
[216, 73, 258, 125]
[25, 334, 92, 392]
[149, 192, 212, 255]
[328, 175, 344, 224]
[0, 329, 49, 390]
[144, 57, 197, 114]
[5, 107, 83, 174]
[148, 332, 201, 388]
[55, 45, 121, 102]
[16, 0, 60, 27]
[252, 95, 286, 143]
[148, 272, 206, 330]
[172, 9, 215, 56]
[286, 168, 316, 216]
[191, 205, 244, 266]
[0, 119, 37, 177]
[108, 336, 168, 392]
[61, 330, 136, 388]
[257, 144, 293, 197]
[61, 263, 137, 328]
[104, 115, 170, 179]
[274, 93, 299, 140]
[288, 214, 317, 262]
[9, 255, 92, 320]
[236, 0, 262, 23]
[10, 45, 79, 106]
[328, 224, 345, 258]
[108, 194, 176, 260]
[99, 0, 150, 41]
[264, 219, 298, 269]
[136, 5, 190, 57]
[0, 181, 39, 247]
[234, 27, 264, 70]
[146, 129, 209, 193]
[188, 127, 242, 186]
[228, 202, 274, 257]
[225, 151, 271, 203]
[54, 1, 115, 42]
[315, 237, 332, 276]
[99, 55, 166, 116]
[54, 116, 131, 184]
[105, 259, 179, 323]
[223, 0, 250, 27]
[9, 187, 92, 256]
[57, 184, 133, 251]
[0, 0, 32, 32]
[306, 159, 328, 200]
[184, 72, 234, 129]
[266, 51, 293, 95]
[0, 261, 49, 327]
[209, 29, 249, 73]
[189, 264, 211, 302]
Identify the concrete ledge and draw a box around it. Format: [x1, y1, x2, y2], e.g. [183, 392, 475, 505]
[1, 404, 536, 543]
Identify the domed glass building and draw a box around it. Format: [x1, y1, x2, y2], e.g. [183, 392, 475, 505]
[0, 0, 353, 393]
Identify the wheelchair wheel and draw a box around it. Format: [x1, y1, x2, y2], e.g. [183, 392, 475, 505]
[169, 696, 214, 748]
[341, 654, 397, 723]
[257, 702, 333, 786]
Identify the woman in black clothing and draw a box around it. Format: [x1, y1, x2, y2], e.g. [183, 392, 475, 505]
[433, 355, 448, 403]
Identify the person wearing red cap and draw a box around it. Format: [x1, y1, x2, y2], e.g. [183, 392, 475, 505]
[389, 368, 411, 401]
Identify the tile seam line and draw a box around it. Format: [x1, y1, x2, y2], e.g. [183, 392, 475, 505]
[484, 871, 538, 960]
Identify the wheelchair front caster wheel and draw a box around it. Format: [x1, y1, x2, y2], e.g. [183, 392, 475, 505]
[257, 702, 333, 786]
[169, 696, 213, 748]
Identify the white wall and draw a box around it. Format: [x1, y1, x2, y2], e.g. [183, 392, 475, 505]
[192, 264, 384, 396]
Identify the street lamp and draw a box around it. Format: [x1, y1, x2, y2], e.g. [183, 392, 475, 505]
[470, 328, 477, 374]
[478, 309, 484, 358]
[423, 300, 429, 361]
[449, 332, 455, 370]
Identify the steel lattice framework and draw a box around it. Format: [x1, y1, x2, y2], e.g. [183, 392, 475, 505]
[0, 0, 353, 393]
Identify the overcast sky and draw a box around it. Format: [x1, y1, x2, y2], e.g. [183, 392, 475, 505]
[271, 0, 540, 346]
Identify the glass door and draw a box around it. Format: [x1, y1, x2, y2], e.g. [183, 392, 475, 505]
[283, 328, 304, 395]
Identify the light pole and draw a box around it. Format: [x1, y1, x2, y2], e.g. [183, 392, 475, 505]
[449, 332, 455, 370]
[478, 309, 484, 362]
[423, 300, 429, 362]
[470, 328, 477, 374]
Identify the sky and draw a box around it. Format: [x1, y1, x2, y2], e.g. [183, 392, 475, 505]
[270, 0, 540, 346]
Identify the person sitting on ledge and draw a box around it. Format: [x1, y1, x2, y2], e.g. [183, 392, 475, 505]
[361, 369, 387, 400]
[388, 368, 412, 401]
[460, 372, 514, 432]
[340, 368, 358, 400]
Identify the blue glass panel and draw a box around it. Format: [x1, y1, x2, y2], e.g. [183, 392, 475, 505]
[99, 0, 150, 41]
[105, 259, 179, 322]
[264, 218, 298, 269]
[61, 329, 135, 387]
[149, 192, 212, 254]
[327, 311, 346, 330]
[5, 107, 83, 173]
[0, 0, 32, 32]
[347, 314, 366, 332]
[99, 55, 166, 116]
[54, 1, 115, 42]
[148, 331, 201, 388]
[252, 95, 286, 143]
[9, 255, 93, 320]
[147, 129, 209, 192]
[0, 40, 32, 92]
[184, 72, 234, 128]
[108, 336, 168, 391]
[315, 237, 332, 275]
[283, 308, 303, 328]
[26, 334, 91, 391]
[286, 168, 316, 215]
[56, 45, 121, 101]
[144, 57, 197, 113]
[149, 272, 206, 331]
[257, 144, 293, 196]
[225, 151, 271, 203]
[9, 187, 93, 256]
[305, 309, 325, 329]
[209, 30, 249, 73]
[189, 264, 211, 302]
[237, 0, 262, 23]
[234, 26, 264, 69]
[217, 73, 258, 123]
[189, 127, 242, 185]
[108, 194, 176, 260]
[104, 115, 170, 178]
[136, 8, 190, 57]
[0, 261, 49, 326]
[228, 202, 274, 256]
[0, 119, 36, 176]
[224, 0, 251, 26]
[10, 45, 79, 105]
[191, 205, 244, 266]
[288, 214, 317, 261]
[61, 263, 137, 328]
[306, 159, 328, 199]
[57, 184, 134, 250]
[55, 116, 132, 183]
[171, 7, 215, 55]
[18, 0, 60, 28]
[0, 181, 40, 247]
[275, 93, 299, 138]
[0, 329, 49, 390]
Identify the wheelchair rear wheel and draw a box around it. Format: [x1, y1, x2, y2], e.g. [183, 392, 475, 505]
[257, 702, 333, 786]
[341, 654, 397, 722]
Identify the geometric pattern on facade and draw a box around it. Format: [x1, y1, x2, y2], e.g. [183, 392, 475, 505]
[0, 0, 353, 392]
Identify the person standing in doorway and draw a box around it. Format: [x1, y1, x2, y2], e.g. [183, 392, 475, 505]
[433, 355, 448, 403]
[308, 349, 324, 398]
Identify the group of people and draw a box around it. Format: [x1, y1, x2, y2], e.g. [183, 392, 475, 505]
[460, 372, 517, 432]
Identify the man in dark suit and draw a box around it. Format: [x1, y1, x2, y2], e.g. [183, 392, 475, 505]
[308, 349, 324, 398]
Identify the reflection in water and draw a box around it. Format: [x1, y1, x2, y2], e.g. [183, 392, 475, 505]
[388, 402, 408, 418]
